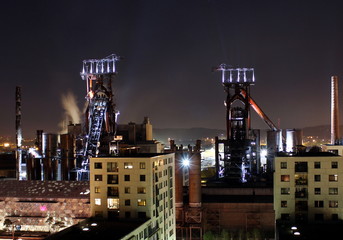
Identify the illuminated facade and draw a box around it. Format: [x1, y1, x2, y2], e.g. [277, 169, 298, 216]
[89, 153, 176, 240]
[274, 153, 343, 223]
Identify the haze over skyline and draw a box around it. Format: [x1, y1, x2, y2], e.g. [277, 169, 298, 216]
[1, 0, 343, 140]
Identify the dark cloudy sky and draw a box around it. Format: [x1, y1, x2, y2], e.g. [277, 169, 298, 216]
[1, 0, 343, 139]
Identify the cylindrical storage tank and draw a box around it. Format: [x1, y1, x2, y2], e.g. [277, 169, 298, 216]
[295, 129, 303, 146]
[189, 140, 202, 208]
[286, 129, 300, 152]
[267, 130, 282, 154]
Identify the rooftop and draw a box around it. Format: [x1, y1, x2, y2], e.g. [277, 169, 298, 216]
[0, 180, 90, 199]
[46, 217, 148, 240]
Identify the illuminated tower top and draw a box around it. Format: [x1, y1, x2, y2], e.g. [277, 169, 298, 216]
[216, 63, 255, 84]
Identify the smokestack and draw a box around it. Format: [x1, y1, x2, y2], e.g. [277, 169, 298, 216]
[331, 76, 340, 144]
[189, 140, 202, 208]
[15, 86, 22, 180]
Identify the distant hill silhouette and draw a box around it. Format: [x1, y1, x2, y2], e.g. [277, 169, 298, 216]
[153, 125, 333, 145]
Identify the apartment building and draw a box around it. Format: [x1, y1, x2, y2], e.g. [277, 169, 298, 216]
[89, 153, 176, 240]
[274, 152, 343, 239]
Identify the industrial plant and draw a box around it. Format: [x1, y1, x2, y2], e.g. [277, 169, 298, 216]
[0, 53, 342, 240]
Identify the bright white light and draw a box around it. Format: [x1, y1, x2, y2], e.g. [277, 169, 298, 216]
[82, 227, 89, 231]
[291, 226, 297, 230]
[261, 149, 267, 158]
[294, 231, 300, 236]
[182, 158, 190, 167]
[91, 223, 97, 226]
[4, 143, 10, 147]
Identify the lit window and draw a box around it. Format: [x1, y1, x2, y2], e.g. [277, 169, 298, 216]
[107, 162, 118, 172]
[329, 174, 338, 182]
[124, 162, 133, 169]
[329, 188, 338, 195]
[137, 199, 146, 206]
[94, 162, 102, 169]
[95, 175, 102, 181]
[95, 186, 100, 193]
[281, 175, 290, 182]
[95, 198, 101, 206]
[140, 162, 146, 169]
[332, 162, 338, 169]
[329, 201, 338, 208]
[107, 198, 119, 209]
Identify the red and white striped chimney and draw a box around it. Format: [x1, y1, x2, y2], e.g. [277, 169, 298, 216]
[331, 76, 340, 144]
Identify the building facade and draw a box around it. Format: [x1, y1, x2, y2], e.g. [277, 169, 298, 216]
[274, 153, 343, 223]
[89, 153, 176, 240]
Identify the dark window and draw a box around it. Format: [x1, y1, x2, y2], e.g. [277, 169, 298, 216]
[140, 175, 146, 182]
[295, 162, 308, 172]
[124, 187, 130, 194]
[329, 201, 338, 208]
[314, 188, 321, 195]
[281, 162, 287, 169]
[107, 187, 119, 197]
[124, 175, 130, 181]
[108, 175, 119, 184]
[125, 211, 131, 218]
[314, 162, 320, 169]
[332, 162, 338, 169]
[140, 162, 146, 169]
[107, 162, 118, 172]
[281, 188, 290, 195]
[94, 162, 102, 169]
[295, 201, 308, 211]
[125, 199, 130, 206]
[314, 175, 321, 182]
[332, 214, 339, 221]
[329, 188, 338, 195]
[281, 201, 287, 208]
[95, 175, 102, 181]
[314, 201, 324, 208]
[138, 212, 147, 219]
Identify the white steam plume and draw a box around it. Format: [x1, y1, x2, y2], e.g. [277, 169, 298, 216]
[59, 91, 81, 133]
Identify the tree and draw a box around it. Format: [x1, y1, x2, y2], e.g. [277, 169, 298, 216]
[203, 231, 215, 240]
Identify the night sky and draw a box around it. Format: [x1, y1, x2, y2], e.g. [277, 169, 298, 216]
[1, 0, 343, 140]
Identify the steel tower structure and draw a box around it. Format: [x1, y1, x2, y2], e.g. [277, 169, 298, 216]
[76, 54, 121, 180]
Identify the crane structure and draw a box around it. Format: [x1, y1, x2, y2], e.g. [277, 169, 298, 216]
[76, 54, 121, 180]
[214, 64, 277, 183]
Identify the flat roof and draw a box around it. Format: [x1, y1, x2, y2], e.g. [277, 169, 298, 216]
[0, 180, 90, 199]
[95, 153, 173, 158]
[46, 217, 149, 240]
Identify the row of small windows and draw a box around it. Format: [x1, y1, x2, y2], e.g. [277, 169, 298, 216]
[281, 187, 339, 195]
[281, 174, 338, 182]
[281, 200, 339, 208]
[94, 162, 146, 171]
[94, 186, 146, 195]
[281, 213, 339, 221]
[94, 198, 147, 207]
[95, 174, 146, 183]
[280, 161, 338, 170]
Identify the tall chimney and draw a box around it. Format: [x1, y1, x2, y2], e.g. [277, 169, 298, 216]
[331, 76, 340, 144]
[15, 86, 22, 180]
